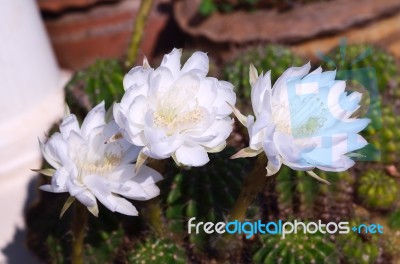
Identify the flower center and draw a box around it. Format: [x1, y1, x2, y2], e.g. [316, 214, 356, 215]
[152, 76, 204, 135]
[272, 96, 327, 138]
[154, 106, 204, 135]
[77, 153, 122, 181]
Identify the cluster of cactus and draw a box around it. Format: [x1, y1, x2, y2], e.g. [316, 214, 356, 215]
[65, 59, 125, 119]
[383, 211, 400, 261]
[40, 215, 125, 264]
[127, 237, 187, 264]
[274, 166, 318, 219]
[163, 147, 249, 249]
[357, 170, 399, 210]
[45, 235, 68, 264]
[271, 167, 354, 222]
[26, 187, 131, 263]
[314, 171, 355, 223]
[223, 45, 304, 109]
[362, 105, 400, 164]
[335, 220, 381, 264]
[84, 226, 124, 263]
[319, 44, 400, 96]
[253, 225, 336, 263]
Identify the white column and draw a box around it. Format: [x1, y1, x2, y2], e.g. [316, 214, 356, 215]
[0, 0, 69, 262]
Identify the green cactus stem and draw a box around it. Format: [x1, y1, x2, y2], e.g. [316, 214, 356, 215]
[128, 238, 187, 264]
[357, 170, 398, 210]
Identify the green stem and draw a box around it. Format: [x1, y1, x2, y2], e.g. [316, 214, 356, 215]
[71, 202, 88, 264]
[214, 155, 271, 257]
[143, 159, 167, 237]
[229, 154, 271, 222]
[126, 0, 154, 67]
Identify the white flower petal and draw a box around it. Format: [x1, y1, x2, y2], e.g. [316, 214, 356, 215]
[195, 118, 233, 149]
[40, 133, 70, 169]
[112, 196, 139, 216]
[120, 145, 141, 164]
[51, 167, 69, 190]
[316, 155, 355, 172]
[251, 71, 271, 116]
[123, 66, 153, 91]
[134, 165, 163, 185]
[266, 157, 282, 176]
[60, 114, 80, 140]
[143, 127, 182, 159]
[181, 51, 209, 78]
[197, 78, 218, 109]
[248, 113, 270, 150]
[175, 144, 210, 166]
[273, 132, 314, 165]
[128, 95, 147, 125]
[272, 62, 311, 101]
[148, 67, 175, 99]
[213, 80, 236, 117]
[39, 184, 67, 193]
[160, 48, 182, 78]
[309, 66, 322, 75]
[75, 190, 97, 208]
[142, 184, 160, 200]
[83, 175, 142, 215]
[81, 102, 106, 138]
[110, 180, 149, 200]
[66, 178, 86, 196]
[97, 191, 138, 216]
[111, 164, 163, 184]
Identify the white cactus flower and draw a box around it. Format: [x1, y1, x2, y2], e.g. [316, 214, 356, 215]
[113, 48, 236, 167]
[38, 102, 163, 216]
[232, 63, 370, 181]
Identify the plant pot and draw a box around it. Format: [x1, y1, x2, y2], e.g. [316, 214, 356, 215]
[37, 0, 119, 13]
[44, 0, 172, 70]
[174, 0, 400, 44]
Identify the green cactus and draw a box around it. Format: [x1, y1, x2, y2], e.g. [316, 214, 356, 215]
[253, 225, 336, 264]
[223, 45, 304, 108]
[312, 171, 355, 223]
[65, 59, 125, 119]
[320, 44, 399, 95]
[45, 235, 66, 264]
[275, 166, 297, 218]
[26, 186, 133, 263]
[84, 226, 124, 264]
[296, 170, 321, 219]
[388, 210, 400, 230]
[336, 220, 380, 264]
[272, 168, 354, 221]
[127, 238, 187, 264]
[357, 170, 398, 210]
[362, 105, 400, 164]
[163, 147, 249, 250]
